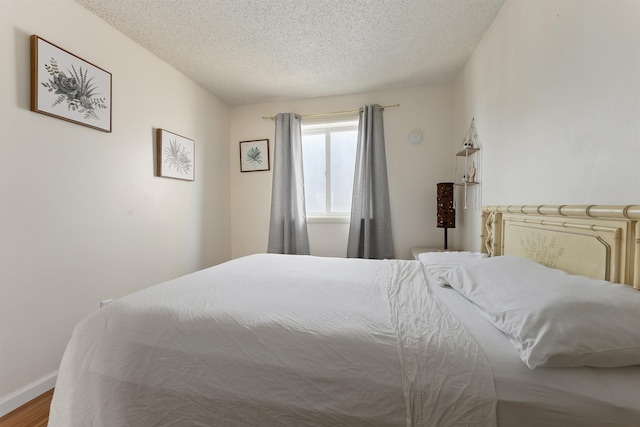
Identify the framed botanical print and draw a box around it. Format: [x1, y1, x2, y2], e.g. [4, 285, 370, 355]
[30, 35, 112, 132]
[157, 129, 195, 181]
[239, 139, 270, 172]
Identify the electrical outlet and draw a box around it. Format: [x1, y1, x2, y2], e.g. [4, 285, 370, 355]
[100, 299, 113, 308]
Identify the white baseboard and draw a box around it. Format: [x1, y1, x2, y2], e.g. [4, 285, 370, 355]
[0, 371, 57, 417]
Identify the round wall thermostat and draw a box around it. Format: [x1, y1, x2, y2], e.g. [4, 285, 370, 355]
[408, 130, 423, 144]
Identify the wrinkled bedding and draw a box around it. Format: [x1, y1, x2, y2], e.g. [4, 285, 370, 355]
[425, 268, 640, 427]
[48, 254, 496, 426]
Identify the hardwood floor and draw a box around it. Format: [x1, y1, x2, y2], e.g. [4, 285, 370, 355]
[0, 389, 53, 427]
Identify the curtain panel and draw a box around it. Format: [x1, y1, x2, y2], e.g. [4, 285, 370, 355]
[267, 113, 310, 255]
[347, 104, 395, 259]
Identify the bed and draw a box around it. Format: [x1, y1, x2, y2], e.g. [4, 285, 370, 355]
[48, 205, 640, 427]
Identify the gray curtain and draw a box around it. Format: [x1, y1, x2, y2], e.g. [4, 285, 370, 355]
[267, 113, 310, 255]
[347, 104, 394, 259]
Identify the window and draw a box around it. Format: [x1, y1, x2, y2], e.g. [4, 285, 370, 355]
[302, 120, 358, 218]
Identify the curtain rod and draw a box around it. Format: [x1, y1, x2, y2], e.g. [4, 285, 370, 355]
[261, 104, 399, 120]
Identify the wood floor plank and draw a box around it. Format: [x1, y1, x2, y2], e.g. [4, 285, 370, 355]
[0, 388, 53, 427]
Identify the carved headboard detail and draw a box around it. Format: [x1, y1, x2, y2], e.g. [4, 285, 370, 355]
[481, 205, 640, 289]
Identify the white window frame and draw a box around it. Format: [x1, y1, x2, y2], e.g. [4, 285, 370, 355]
[301, 119, 359, 223]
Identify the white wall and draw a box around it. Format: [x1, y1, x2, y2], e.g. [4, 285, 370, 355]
[453, 0, 640, 251]
[230, 85, 454, 260]
[0, 0, 231, 412]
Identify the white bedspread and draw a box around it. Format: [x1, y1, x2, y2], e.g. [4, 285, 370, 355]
[49, 254, 496, 426]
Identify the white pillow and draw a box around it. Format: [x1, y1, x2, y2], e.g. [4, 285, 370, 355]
[418, 251, 487, 286]
[444, 256, 640, 369]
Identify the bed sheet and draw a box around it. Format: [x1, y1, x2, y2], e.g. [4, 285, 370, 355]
[49, 254, 496, 427]
[424, 268, 640, 427]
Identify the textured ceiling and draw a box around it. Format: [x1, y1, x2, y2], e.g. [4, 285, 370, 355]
[73, 0, 505, 106]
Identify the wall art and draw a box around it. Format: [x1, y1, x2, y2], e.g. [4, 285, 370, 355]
[30, 35, 112, 132]
[239, 139, 270, 172]
[157, 129, 195, 181]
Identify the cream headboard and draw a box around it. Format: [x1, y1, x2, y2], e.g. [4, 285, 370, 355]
[481, 205, 640, 289]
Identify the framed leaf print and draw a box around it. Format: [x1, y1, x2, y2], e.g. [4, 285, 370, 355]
[157, 129, 195, 181]
[240, 139, 270, 172]
[30, 35, 112, 132]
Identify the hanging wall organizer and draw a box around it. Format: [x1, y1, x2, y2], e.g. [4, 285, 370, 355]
[454, 118, 481, 209]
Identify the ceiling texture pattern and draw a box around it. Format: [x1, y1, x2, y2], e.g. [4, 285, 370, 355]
[73, 0, 505, 106]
